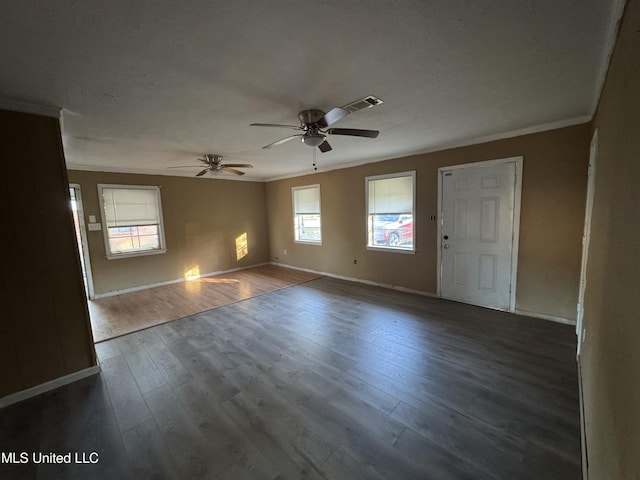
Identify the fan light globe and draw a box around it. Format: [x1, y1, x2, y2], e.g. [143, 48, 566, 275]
[302, 134, 325, 147]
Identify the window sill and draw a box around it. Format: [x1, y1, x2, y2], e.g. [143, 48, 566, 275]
[294, 240, 323, 246]
[106, 248, 167, 260]
[366, 246, 416, 255]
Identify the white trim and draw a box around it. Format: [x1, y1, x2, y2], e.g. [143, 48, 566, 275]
[437, 156, 523, 313]
[365, 246, 416, 255]
[511, 159, 523, 312]
[365, 170, 417, 253]
[69, 184, 96, 299]
[66, 163, 261, 182]
[576, 130, 598, 357]
[92, 262, 270, 299]
[265, 116, 590, 182]
[437, 156, 523, 172]
[590, 0, 627, 116]
[0, 366, 101, 408]
[65, 117, 590, 184]
[514, 308, 576, 326]
[271, 261, 437, 298]
[437, 171, 443, 297]
[0, 98, 62, 118]
[105, 248, 168, 261]
[272, 261, 575, 326]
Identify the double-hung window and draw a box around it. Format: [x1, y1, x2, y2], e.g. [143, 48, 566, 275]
[366, 171, 416, 252]
[98, 184, 166, 259]
[292, 185, 322, 244]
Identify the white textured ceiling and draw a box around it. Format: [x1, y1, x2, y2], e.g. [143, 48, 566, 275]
[0, 0, 624, 181]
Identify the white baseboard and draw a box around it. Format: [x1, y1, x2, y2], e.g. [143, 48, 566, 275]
[273, 262, 576, 326]
[0, 365, 101, 408]
[271, 261, 438, 298]
[515, 308, 576, 326]
[92, 262, 270, 299]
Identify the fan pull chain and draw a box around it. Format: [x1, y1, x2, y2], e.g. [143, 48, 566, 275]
[313, 147, 317, 171]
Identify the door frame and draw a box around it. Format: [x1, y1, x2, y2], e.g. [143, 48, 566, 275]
[576, 129, 598, 357]
[70, 184, 95, 299]
[436, 156, 523, 312]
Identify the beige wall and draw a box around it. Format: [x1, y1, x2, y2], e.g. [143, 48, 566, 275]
[266, 123, 590, 321]
[67, 170, 270, 296]
[0, 109, 96, 399]
[582, 0, 640, 478]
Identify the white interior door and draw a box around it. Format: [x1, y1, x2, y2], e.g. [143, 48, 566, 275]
[439, 159, 521, 311]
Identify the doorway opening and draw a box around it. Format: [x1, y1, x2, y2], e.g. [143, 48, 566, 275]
[70, 184, 94, 299]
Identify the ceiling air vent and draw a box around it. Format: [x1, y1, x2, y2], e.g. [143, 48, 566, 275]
[341, 95, 383, 113]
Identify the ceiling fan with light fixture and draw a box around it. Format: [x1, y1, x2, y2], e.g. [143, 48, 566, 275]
[168, 154, 253, 176]
[250, 95, 383, 153]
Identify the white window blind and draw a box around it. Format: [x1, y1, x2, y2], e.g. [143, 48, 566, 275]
[102, 187, 161, 227]
[294, 186, 320, 214]
[368, 175, 413, 214]
[292, 185, 322, 244]
[98, 184, 166, 258]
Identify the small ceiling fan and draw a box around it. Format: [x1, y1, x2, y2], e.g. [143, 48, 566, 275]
[251, 95, 383, 153]
[168, 154, 253, 176]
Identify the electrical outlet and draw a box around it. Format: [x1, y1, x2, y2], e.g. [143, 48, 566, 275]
[284, 249, 287, 255]
[582, 328, 587, 343]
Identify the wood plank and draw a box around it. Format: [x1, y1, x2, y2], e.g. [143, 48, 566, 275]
[142, 385, 213, 478]
[99, 354, 153, 433]
[0, 275, 581, 479]
[89, 265, 322, 342]
[121, 417, 181, 479]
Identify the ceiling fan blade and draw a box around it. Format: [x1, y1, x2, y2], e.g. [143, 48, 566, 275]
[167, 165, 202, 168]
[327, 128, 379, 138]
[223, 167, 245, 176]
[250, 123, 301, 130]
[263, 134, 303, 149]
[318, 140, 332, 153]
[318, 107, 349, 127]
[196, 169, 209, 177]
[222, 163, 253, 168]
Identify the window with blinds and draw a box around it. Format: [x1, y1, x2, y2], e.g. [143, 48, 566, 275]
[366, 171, 416, 251]
[98, 184, 166, 258]
[292, 185, 322, 244]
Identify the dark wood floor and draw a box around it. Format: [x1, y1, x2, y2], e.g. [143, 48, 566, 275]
[0, 277, 581, 479]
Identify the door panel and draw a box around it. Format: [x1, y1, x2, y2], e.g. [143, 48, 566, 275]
[453, 253, 468, 286]
[440, 161, 517, 310]
[478, 254, 498, 291]
[454, 200, 469, 240]
[480, 197, 499, 242]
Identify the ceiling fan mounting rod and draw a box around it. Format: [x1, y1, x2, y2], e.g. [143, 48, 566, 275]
[298, 109, 325, 126]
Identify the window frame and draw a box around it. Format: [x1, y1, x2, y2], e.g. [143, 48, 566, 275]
[292, 184, 322, 245]
[365, 171, 416, 254]
[97, 184, 167, 260]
